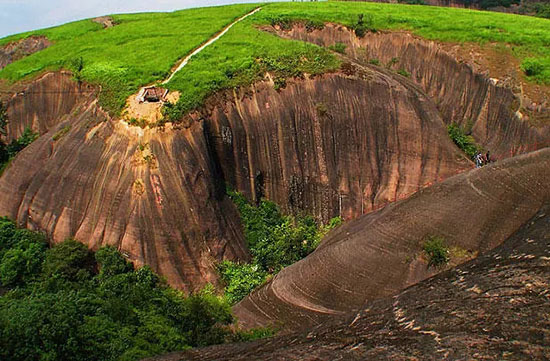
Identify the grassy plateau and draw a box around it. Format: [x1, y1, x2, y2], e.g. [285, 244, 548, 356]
[0, 1, 549, 118]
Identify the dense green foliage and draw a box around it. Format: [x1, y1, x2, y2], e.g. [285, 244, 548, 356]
[1, 2, 550, 119]
[531, 3, 550, 19]
[0, 126, 39, 174]
[466, 0, 520, 10]
[447, 122, 480, 159]
[0, 218, 258, 361]
[521, 57, 550, 82]
[351, 13, 377, 37]
[423, 236, 450, 268]
[220, 191, 341, 305]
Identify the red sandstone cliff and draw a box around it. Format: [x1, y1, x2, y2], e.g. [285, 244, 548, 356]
[233, 148, 550, 331]
[0, 63, 470, 289]
[1, 24, 548, 293]
[274, 24, 550, 159]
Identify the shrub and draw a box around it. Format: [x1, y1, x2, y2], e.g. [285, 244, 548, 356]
[521, 58, 545, 77]
[128, 117, 147, 128]
[398, 0, 427, 4]
[95, 246, 133, 279]
[328, 42, 347, 54]
[6, 127, 38, 158]
[52, 125, 71, 141]
[397, 68, 411, 77]
[447, 122, 480, 159]
[386, 57, 399, 69]
[42, 239, 96, 282]
[305, 19, 324, 32]
[269, 16, 292, 30]
[218, 261, 267, 305]
[224, 190, 342, 302]
[352, 13, 376, 38]
[423, 236, 450, 268]
[316, 102, 328, 116]
[70, 56, 84, 83]
[233, 326, 276, 342]
[273, 76, 287, 90]
[368, 58, 381, 66]
[0, 236, 47, 287]
[0, 102, 7, 135]
[534, 4, 550, 18]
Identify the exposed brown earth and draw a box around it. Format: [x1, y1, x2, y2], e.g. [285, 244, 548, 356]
[0, 36, 51, 70]
[233, 148, 550, 331]
[272, 24, 550, 153]
[3, 71, 93, 141]
[92, 16, 116, 28]
[145, 199, 550, 361]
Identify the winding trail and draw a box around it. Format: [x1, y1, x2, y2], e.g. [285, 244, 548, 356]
[124, 7, 261, 123]
[162, 7, 261, 85]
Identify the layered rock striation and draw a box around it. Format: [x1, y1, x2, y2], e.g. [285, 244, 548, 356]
[274, 24, 550, 159]
[148, 200, 550, 361]
[0, 63, 471, 289]
[0, 72, 249, 292]
[205, 66, 471, 221]
[233, 148, 550, 330]
[0, 36, 51, 71]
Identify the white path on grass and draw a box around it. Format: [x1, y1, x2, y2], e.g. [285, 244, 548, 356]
[162, 7, 262, 85]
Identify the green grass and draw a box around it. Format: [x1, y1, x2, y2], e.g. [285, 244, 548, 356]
[1, 1, 550, 118]
[0, 4, 259, 114]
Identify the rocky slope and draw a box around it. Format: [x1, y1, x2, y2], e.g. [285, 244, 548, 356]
[147, 200, 550, 361]
[0, 36, 51, 70]
[0, 63, 470, 289]
[232, 148, 550, 331]
[204, 65, 471, 221]
[0, 72, 250, 292]
[273, 24, 550, 159]
[1, 23, 546, 292]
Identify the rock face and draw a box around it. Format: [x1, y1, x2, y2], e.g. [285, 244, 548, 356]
[0, 64, 471, 289]
[0, 36, 51, 70]
[0, 72, 249, 292]
[147, 201, 550, 361]
[2, 25, 545, 292]
[233, 148, 550, 331]
[4, 72, 91, 141]
[274, 24, 550, 159]
[205, 67, 471, 221]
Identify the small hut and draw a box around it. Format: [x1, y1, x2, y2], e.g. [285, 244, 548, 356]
[137, 86, 169, 103]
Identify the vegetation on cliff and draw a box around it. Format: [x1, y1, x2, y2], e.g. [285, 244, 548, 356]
[447, 122, 481, 159]
[220, 191, 341, 305]
[0, 218, 266, 361]
[422, 236, 450, 268]
[0, 2, 549, 118]
[0, 104, 38, 174]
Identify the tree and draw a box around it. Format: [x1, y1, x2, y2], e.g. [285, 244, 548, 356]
[42, 239, 95, 283]
[95, 246, 133, 279]
[0, 241, 46, 287]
